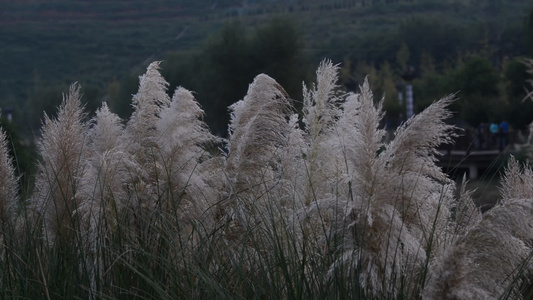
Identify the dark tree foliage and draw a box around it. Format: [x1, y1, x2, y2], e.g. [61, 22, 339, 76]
[107, 73, 141, 120]
[25, 86, 65, 133]
[452, 57, 499, 97]
[81, 85, 105, 118]
[450, 56, 503, 127]
[527, 7, 533, 55]
[161, 19, 308, 136]
[413, 72, 450, 114]
[25, 84, 104, 133]
[200, 21, 253, 136]
[398, 17, 479, 67]
[0, 116, 35, 195]
[249, 18, 305, 100]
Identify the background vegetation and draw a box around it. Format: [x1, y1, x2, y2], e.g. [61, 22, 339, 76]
[1, 0, 533, 184]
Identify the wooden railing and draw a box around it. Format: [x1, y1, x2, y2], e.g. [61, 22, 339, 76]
[436, 128, 522, 179]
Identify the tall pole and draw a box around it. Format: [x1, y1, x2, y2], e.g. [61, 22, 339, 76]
[396, 81, 404, 122]
[405, 84, 413, 119]
[401, 66, 416, 120]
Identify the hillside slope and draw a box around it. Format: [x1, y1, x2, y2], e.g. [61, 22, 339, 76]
[0, 0, 531, 108]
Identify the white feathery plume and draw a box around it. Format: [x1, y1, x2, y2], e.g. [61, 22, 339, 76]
[303, 59, 342, 141]
[77, 102, 132, 235]
[269, 113, 313, 251]
[0, 127, 18, 230]
[324, 79, 424, 297]
[424, 158, 533, 300]
[157, 87, 216, 176]
[301, 60, 344, 206]
[452, 174, 481, 238]
[337, 77, 386, 200]
[221, 73, 292, 253]
[157, 87, 214, 164]
[499, 156, 533, 203]
[31, 83, 89, 244]
[280, 61, 349, 256]
[87, 102, 125, 155]
[381, 95, 456, 181]
[315, 77, 384, 251]
[0, 126, 18, 261]
[123, 61, 172, 226]
[423, 198, 533, 300]
[77, 103, 139, 221]
[377, 96, 458, 247]
[226, 73, 291, 189]
[126, 61, 170, 161]
[278, 114, 308, 210]
[319, 75, 458, 297]
[156, 86, 218, 225]
[75, 103, 135, 296]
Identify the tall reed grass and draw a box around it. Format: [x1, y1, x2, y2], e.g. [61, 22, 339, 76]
[0, 60, 531, 299]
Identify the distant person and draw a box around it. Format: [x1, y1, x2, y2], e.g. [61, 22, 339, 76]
[499, 120, 509, 150]
[489, 122, 499, 149]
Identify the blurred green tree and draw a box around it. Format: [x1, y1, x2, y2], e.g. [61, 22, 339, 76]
[0, 116, 35, 195]
[450, 56, 504, 126]
[107, 73, 140, 120]
[25, 83, 104, 132]
[249, 18, 305, 103]
[199, 21, 254, 136]
[398, 17, 476, 66]
[162, 18, 307, 136]
[527, 8, 533, 55]
[396, 42, 410, 72]
[378, 62, 402, 127]
[25, 86, 64, 133]
[412, 51, 448, 114]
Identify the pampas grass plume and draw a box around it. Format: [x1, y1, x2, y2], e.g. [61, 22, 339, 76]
[31, 83, 89, 244]
[0, 126, 18, 229]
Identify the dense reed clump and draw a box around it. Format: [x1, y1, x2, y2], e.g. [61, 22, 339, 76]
[0, 59, 531, 299]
